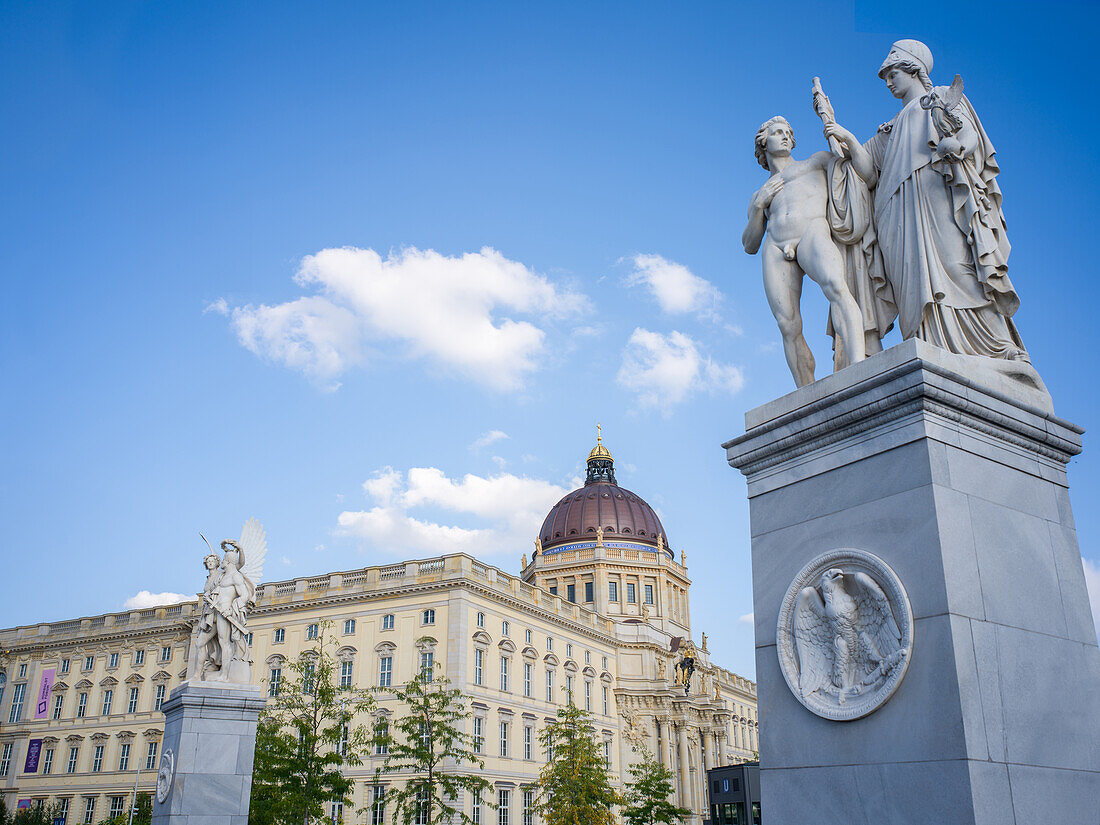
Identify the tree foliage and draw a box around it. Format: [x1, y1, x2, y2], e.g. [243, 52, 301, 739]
[620, 747, 691, 825]
[249, 622, 375, 825]
[533, 700, 621, 825]
[372, 668, 493, 825]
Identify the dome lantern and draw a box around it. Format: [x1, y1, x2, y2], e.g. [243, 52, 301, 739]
[585, 422, 616, 484]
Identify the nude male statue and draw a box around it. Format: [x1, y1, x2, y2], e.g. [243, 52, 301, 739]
[743, 116, 869, 386]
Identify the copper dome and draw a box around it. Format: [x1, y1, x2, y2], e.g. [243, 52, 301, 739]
[537, 432, 670, 554]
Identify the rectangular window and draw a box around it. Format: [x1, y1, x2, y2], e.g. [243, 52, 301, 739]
[303, 663, 315, 694]
[340, 661, 353, 689]
[61, 658, 70, 674]
[134, 650, 144, 666]
[500, 721, 509, 756]
[474, 649, 483, 686]
[523, 725, 532, 760]
[371, 786, 386, 825]
[473, 717, 483, 754]
[585, 650, 591, 664]
[422, 609, 435, 625]
[101, 689, 113, 716]
[549, 586, 557, 596]
[645, 584, 654, 605]
[498, 790, 510, 825]
[77, 692, 88, 718]
[602, 656, 608, 669]
[374, 719, 389, 755]
[522, 790, 534, 825]
[500, 657, 509, 692]
[9, 683, 26, 722]
[42, 748, 54, 775]
[92, 745, 104, 772]
[420, 652, 434, 682]
[566, 675, 574, 701]
[155, 685, 166, 710]
[585, 681, 592, 711]
[523, 663, 532, 697]
[567, 584, 576, 603]
[382, 614, 394, 630]
[109, 797, 126, 819]
[108, 653, 119, 669]
[476, 612, 485, 628]
[603, 686, 609, 715]
[84, 656, 95, 671]
[82, 798, 95, 825]
[626, 583, 636, 604]
[546, 637, 553, 651]
[269, 669, 281, 697]
[57, 799, 69, 824]
[146, 741, 158, 771]
[379, 657, 392, 687]
[502, 620, 510, 637]
[67, 747, 79, 774]
[329, 802, 343, 825]
[525, 629, 532, 644]
[274, 628, 286, 643]
[343, 619, 356, 635]
[415, 788, 430, 825]
[160, 646, 171, 663]
[118, 743, 130, 771]
[584, 582, 594, 603]
[306, 623, 319, 640]
[603, 740, 611, 769]
[472, 791, 482, 825]
[128, 687, 139, 714]
[609, 581, 618, 602]
[546, 669, 555, 702]
[0, 743, 11, 776]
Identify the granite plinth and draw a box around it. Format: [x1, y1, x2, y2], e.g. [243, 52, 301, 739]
[724, 339, 1100, 824]
[151, 680, 267, 825]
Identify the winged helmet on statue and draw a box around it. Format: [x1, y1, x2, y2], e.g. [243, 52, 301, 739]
[793, 568, 906, 705]
[191, 518, 268, 683]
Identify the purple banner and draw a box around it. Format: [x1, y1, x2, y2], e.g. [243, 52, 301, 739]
[34, 668, 55, 720]
[16, 800, 31, 810]
[24, 739, 42, 773]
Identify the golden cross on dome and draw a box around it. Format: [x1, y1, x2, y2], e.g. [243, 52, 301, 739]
[597, 422, 602, 446]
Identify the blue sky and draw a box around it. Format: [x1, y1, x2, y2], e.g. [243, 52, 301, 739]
[2, 1, 1099, 680]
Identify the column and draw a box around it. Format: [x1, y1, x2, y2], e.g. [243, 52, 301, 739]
[676, 723, 690, 811]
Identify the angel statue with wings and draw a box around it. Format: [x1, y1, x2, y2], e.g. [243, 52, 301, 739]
[794, 567, 906, 707]
[190, 519, 267, 684]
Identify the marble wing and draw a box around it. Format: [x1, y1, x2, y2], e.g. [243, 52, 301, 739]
[849, 571, 901, 663]
[238, 518, 267, 588]
[793, 586, 833, 698]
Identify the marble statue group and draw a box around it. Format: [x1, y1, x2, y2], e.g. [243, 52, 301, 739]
[190, 519, 267, 684]
[745, 39, 1030, 388]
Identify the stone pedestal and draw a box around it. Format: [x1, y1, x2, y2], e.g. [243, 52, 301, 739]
[151, 681, 267, 825]
[724, 340, 1100, 825]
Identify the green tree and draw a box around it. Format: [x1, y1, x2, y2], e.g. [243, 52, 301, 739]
[9, 803, 65, 825]
[620, 747, 691, 825]
[533, 700, 621, 825]
[372, 665, 493, 825]
[249, 622, 375, 825]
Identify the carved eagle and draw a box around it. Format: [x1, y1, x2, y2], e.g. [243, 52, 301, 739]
[793, 568, 905, 704]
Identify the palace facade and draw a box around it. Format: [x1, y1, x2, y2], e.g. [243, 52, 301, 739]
[0, 439, 757, 825]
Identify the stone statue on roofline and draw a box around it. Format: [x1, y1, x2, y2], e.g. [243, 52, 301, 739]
[189, 519, 267, 684]
[746, 38, 1047, 395]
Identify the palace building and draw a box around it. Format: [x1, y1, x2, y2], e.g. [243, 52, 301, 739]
[0, 437, 757, 825]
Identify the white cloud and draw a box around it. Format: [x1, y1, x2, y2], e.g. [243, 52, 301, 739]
[617, 328, 744, 410]
[1083, 558, 1100, 636]
[220, 247, 586, 391]
[624, 254, 722, 317]
[738, 613, 754, 626]
[338, 466, 571, 556]
[470, 429, 509, 452]
[123, 591, 192, 610]
[281, 555, 293, 566]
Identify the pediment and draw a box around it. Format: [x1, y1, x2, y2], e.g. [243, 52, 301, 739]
[563, 659, 578, 673]
[125, 673, 144, 684]
[75, 679, 93, 690]
[543, 653, 559, 666]
[521, 646, 539, 660]
[582, 665, 596, 678]
[52, 680, 69, 693]
[90, 732, 109, 743]
[151, 671, 171, 683]
[497, 639, 516, 654]
[600, 671, 614, 684]
[374, 641, 397, 653]
[99, 676, 118, 687]
[471, 631, 492, 647]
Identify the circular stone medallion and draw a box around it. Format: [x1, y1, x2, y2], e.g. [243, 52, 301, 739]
[776, 548, 913, 721]
[156, 748, 176, 804]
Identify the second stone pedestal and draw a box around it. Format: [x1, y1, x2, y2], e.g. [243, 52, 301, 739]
[724, 339, 1100, 825]
[151, 681, 266, 825]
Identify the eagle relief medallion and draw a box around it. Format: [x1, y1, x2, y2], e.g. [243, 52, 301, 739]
[776, 549, 913, 721]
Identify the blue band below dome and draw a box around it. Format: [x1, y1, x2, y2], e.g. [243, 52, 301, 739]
[540, 538, 674, 559]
